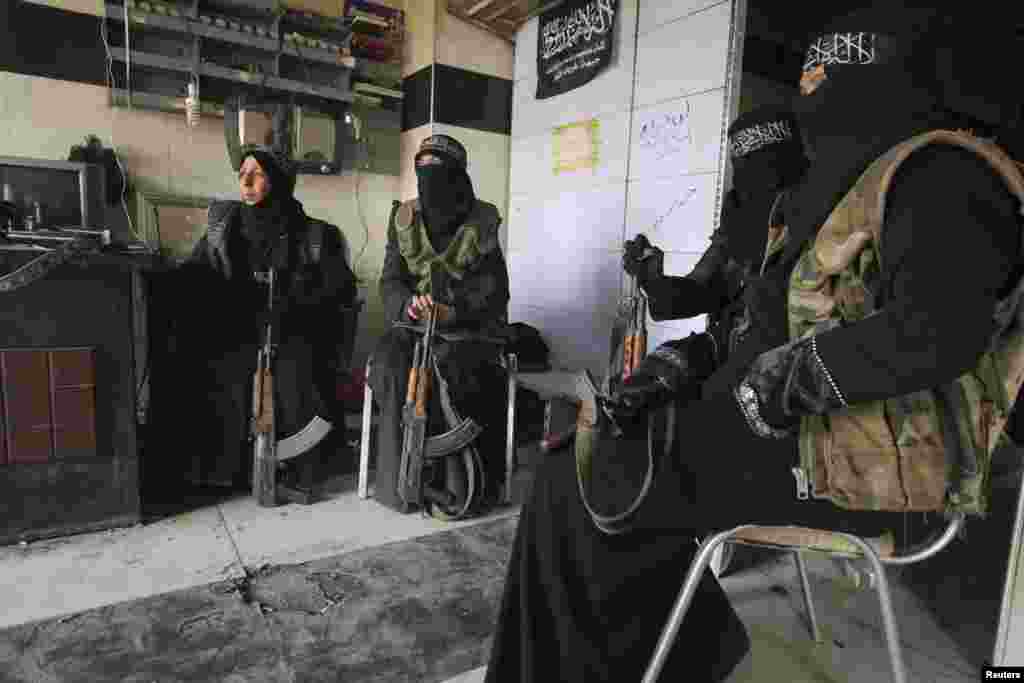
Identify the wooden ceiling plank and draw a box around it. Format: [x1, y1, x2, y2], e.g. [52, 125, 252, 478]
[482, 0, 521, 22]
[465, 0, 500, 17]
[447, 7, 517, 44]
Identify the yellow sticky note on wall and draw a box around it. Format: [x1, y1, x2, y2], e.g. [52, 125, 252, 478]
[554, 119, 600, 174]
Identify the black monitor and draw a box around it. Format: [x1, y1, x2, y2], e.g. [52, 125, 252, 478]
[0, 156, 106, 230]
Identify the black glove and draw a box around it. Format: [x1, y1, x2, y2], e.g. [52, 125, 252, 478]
[623, 234, 664, 285]
[734, 334, 849, 439]
[605, 333, 716, 431]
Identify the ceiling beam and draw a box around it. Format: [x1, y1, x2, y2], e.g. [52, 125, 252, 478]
[465, 0, 500, 17]
[482, 0, 521, 23]
[447, 7, 516, 44]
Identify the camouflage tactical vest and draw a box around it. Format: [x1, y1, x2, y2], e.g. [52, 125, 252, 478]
[761, 130, 1024, 517]
[393, 199, 501, 295]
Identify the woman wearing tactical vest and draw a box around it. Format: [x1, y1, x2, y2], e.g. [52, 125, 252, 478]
[485, 5, 1024, 681]
[369, 135, 511, 516]
[149, 145, 356, 499]
[603, 106, 809, 434]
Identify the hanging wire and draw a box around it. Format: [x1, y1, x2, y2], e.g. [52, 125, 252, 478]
[350, 117, 372, 280]
[98, 10, 144, 245]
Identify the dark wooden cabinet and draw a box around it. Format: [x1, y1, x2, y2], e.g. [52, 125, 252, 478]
[0, 348, 98, 465]
[0, 254, 144, 545]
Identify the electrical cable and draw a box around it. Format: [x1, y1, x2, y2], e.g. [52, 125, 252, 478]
[99, 12, 145, 246]
[350, 120, 371, 279]
[100, 9, 161, 404]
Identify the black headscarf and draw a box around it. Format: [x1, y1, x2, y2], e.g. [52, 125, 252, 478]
[783, 2, 954, 263]
[238, 146, 302, 269]
[721, 106, 808, 267]
[735, 3, 956, 349]
[415, 135, 476, 251]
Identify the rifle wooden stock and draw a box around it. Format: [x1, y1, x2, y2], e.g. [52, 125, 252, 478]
[253, 354, 277, 507]
[399, 305, 436, 508]
[415, 368, 431, 418]
[406, 342, 421, 405]
[621, 275, 648, 379]
[634, 292, 647, 371]
[253, 362, 275, 434]
[622, 334, 635, 379]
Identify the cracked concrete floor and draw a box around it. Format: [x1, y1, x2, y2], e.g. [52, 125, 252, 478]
[0, 454, 1014, 683]
[0, 514, 519, 683]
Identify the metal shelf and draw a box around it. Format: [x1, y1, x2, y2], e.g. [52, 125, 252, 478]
[105, 0, 354, 103]
[281, 41, 354, 67]
[110, 47, 354, 102]
[110, 46, 193, 74]
[107, 5, 278, 51]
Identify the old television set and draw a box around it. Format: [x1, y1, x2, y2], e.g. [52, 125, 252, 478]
[0, 156, 106, 231]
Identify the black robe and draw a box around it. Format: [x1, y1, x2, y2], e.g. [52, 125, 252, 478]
[641, 189, 780, 365]
[146, 200, 355, 490]
[485, 139, 1021, 682]
[369, 201, 511, 512]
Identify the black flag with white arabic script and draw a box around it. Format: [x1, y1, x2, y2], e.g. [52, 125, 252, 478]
[536, 0, 618, 100]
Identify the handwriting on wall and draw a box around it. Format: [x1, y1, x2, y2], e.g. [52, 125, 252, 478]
[638, 100, 693, 162]
[649, 186, 698, 236]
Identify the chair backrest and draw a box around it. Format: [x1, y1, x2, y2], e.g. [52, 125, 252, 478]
[307, 216, 361, 373]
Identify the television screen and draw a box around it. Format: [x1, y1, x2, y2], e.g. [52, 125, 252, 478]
[0, 165, 83, 229]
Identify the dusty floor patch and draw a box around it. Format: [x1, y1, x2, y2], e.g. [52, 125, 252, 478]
[0, 517, 518, 683]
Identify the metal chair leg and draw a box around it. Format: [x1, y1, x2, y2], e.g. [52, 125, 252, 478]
[358, 359, 373, 500]
[793, 550, 822, 642]
[836, 532, 907, 683]
[643, 527, 756, 683]
[505, 353, 518, 505]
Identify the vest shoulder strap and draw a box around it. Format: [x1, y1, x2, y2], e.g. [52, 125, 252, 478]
[871, 130, 1024, 249]
[394, 199, 419, 232]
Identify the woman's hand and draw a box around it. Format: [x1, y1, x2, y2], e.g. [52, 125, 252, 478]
[407, 294, 454, 324]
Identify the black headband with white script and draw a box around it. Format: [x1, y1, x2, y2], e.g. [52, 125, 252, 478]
[803, 32, 895, 72]
[729, 120, 795, 158]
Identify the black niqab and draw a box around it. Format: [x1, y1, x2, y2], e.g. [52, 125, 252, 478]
[783, 4, 952, 263]
[720, 107, 808, 269]
[416, 162, 476, 252]
[734, 4, 956, 354]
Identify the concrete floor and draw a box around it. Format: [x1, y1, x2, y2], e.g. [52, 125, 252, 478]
[0, 457, 1011, 682]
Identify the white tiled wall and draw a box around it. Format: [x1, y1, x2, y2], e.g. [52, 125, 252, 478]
[629, 89, 725, 181]
[508, 0, 739, 377]
[508, 0, 640, 374]
[636, 0, 724, 36]
[509, 109, 632, 199]
[633, 1, 732, 108]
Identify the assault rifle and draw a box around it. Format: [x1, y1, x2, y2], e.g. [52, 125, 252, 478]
[621, 273, 648, 381]
[251, 269, 279, 506]
[251, 268, 333, 507]
[398, 303, 436, 508]
[397, 268, 486, 512]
